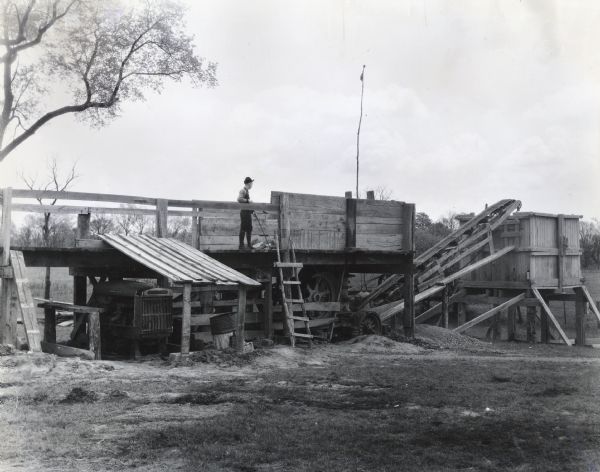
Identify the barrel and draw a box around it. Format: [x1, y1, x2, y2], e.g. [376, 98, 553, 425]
[209, 312, 235, 335]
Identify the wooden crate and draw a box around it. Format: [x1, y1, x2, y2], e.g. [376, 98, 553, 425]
[463, 212, 582, 288]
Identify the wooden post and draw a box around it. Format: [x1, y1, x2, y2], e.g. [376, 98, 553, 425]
[0, 188, 13, 345]
[191, 208, 201, 249]
[235, 285, 247, 352]
[366, 190, 375, 200]
[345, 197, 357, 249]
[575, 288, 586, 346]
[526, 304, 537, 343]
[72, 213, 91, 341]
[181, 283, 192, 355]
[441, 286, 449, 329]
[557, 215, 565, 290]
[344, 191, 353, 199]
[403, 271, 415, 337]
[155, 199, 168, 238]
[279, 193, 290, 251]
[44, 307, 56, 343]
[88, 311, 101, 360]
[507, 306, 516, 341]
[540, 299, 550, 344]
[264, 278, 273, 339]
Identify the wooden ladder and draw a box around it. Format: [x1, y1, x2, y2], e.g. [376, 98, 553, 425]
[274, 236, 312, 347]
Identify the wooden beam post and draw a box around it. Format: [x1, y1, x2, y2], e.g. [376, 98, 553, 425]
[264, 278, 273, 339]
[279, 193, 290, 251]
[155, 199, 168, 238]
[441, 286, 449, 329]
[557, 215, 565, 290]
[403, 271, 415, 337]
[181, 282, 192, 355]
[345, 196, 357, 249]
[0, 188, 13, 345]
[235, 285, 247, 352]
[73, 213, 91, 339]
[366, 190, 375, 200]
[44, 306, 56, 344]
[191, 208, 201, 249]
[88, 311, 101, 360]
[507, 306, 516, 341]
[574, 287, 586, 346]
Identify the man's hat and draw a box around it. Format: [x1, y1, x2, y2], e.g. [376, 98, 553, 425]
[244, 177, 254, 184]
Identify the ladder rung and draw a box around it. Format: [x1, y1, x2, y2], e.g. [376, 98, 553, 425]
[286, 299, 304, 303]
[274, 262, 303, 268]
[292, 333, 313, 339]
[283, 280, 301, 285]
[291, 316, 310, 322]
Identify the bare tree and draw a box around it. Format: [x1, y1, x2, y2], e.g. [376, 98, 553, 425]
[373, 185, 393, 201]
[0, 0, 217, 162]
[90, 215, 114, 238]
[20, 157, 78, 301]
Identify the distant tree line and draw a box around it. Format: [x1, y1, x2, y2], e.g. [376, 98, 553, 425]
[580, 219, 600, 269]
[11, 209, 192, 247]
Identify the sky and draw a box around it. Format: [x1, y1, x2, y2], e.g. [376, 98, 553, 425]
[0, 0, 599, 221]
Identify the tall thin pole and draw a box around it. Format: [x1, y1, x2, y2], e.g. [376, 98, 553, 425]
[356, 65, 366, 199]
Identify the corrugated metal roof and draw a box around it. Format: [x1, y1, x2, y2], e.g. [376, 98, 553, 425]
[101, 234, 260, 286]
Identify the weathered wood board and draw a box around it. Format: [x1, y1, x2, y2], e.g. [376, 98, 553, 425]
[463, 213, 582, 288]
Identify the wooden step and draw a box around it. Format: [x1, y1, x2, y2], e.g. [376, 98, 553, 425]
[285, 299, 305, 303]
[274, 262, 304, 268]
[291, 316, 310, 322]
[283, 280, 301, 285]
[292, 332, 313, 339]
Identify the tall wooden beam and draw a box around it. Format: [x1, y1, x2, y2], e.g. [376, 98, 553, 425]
[181, 282, 192, 355]
[574, 287, 586, 346]
[155, 199, 168, 238]
[235, 285, 247, 352]
[345, 197, 357, 249]
[264, 279, 273, 339]
[403, 271, 415, 337]
[441, 286, 449, 329]
[73, 214, 90, 337]
[0, 188, 13, 345]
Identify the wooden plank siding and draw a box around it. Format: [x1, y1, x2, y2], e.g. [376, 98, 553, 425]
[462, 213, 583, 289]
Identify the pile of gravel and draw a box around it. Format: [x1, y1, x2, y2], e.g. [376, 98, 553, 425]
[414, 325, 488, 350]
[340, 335, 425, 354]
[172, 348, 267, 367]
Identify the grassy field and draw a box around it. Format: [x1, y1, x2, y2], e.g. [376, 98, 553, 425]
[1, 339, 600, 471]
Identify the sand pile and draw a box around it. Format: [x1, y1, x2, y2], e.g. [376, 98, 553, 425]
[414, 325, 487, 350]
[340, 335, 425, 354]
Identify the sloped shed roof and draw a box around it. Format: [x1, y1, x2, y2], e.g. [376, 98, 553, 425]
[101, 234, 260, 286]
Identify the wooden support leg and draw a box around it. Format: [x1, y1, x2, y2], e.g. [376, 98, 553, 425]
[526, 305, 537, 343]
[575, 288, 586, 347]
[181, 283, 192, 355]
[235, 286, 247, 352]
[88, 311, 101, 360]
[540, 306, 549, 344]
[264, 279, 273, 339]
[507, 306, 516, 341]
[44, 307, 56, 344]
[441, 286, 449, 329]
[403, 272, 415, 338]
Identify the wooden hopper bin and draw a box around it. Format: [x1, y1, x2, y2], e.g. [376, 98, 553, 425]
[461, 212, 583, 289]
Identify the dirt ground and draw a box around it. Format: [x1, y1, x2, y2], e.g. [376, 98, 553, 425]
[1, 330, 600, 472]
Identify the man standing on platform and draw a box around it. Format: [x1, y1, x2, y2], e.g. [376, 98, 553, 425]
[237, 177, 254, 250]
